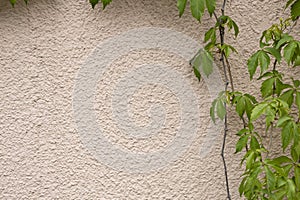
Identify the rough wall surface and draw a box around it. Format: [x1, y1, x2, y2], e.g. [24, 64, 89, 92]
[0, 0, 299, 199]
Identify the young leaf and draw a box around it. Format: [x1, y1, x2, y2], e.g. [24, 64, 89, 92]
[177, 0, 187, 17]
[190, 0, 205, 22]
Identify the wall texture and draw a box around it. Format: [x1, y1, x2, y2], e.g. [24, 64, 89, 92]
[0, 0, 299, 199]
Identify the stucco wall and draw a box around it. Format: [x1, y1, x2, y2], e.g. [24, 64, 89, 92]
[0, 0, 299, 199]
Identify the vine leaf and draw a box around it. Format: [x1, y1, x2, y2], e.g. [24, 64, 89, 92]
[205, 0, 216, 17]
[264, 47, 282, 63]
[190, 0, 205, 21]
[210, 92, 226, 123]
[177, 0, 187, 17]
[90, 0, 99, 9]
[102, 0, 112, 9]
[284, 41, 297, 65]
[291, 0, 300, 20]
[265, 166, 276, 190]
[191, 49, 213, 80]
[250, 102, 268, 121]
[235, 134, 249, 153]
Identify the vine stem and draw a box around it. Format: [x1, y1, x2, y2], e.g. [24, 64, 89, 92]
[218, 0, 231, 199]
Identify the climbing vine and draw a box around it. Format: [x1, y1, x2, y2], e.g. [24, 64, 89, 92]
[8, 0, 300, 199]
[178, 0, 300, 199]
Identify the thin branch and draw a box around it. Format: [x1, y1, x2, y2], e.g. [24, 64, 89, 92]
[219, 0, 231, 199]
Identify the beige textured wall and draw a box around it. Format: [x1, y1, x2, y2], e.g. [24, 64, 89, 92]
[0, 0, 299, 199]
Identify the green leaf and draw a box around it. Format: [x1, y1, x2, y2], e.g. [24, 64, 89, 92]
[90, 0, 99, 9]
[221, 44, 237, 58]
[236, 134, 250, 153]
[177, 0, 187, 17]
[102, 0, 112, 9]
[193, 66, 201, 81]
[264, 47, 282, 63]
[277, 115, 292, 127]
[205, 0, 216, 17]
[200, 50, 214, 76]
[282, 122, 292, 151]
[250, 136, 260, 150]
[295, 166, 300, 188]
[191, 49, 213, 78]
[296, 91, 300, 111]
[216, 99, 226, 120]
[280, 89, 294, 108]
[270, 156, 293, 165]
[251, 102, 268, 121]
[236, 96, 245, 118]
[261, 77, 275, 98]
[265, 166, 276, 190]
[244, 98, 254, 120]
[190, 0, 205, 22]
[287, 179, 296, 199]
[291, 0, 300, 20]
[210, 99, 217, 123]
[10, 0, 17, 7]
[294, 55, 300, 67]
[286, 0, 296, 9]
[284, 41, 297, 65]
[247, 51, 260, 80]
[246, 151, 255, 169]
[204, 27, 216, 43]
[231, 19, 239, 38]
[258, 50, 270, 74]
[275, 34, 293, 49]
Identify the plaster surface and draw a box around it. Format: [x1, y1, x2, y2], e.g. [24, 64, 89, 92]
[0, 0, 299, 199]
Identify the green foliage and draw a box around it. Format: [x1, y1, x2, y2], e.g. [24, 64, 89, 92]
[89, 0, 112, 9]
[9, 0, 27, 7]
[182, 0, 300, 199]
[177, 0, 216, 21]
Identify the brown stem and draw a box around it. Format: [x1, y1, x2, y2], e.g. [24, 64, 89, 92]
[219, 1, 231, 199]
